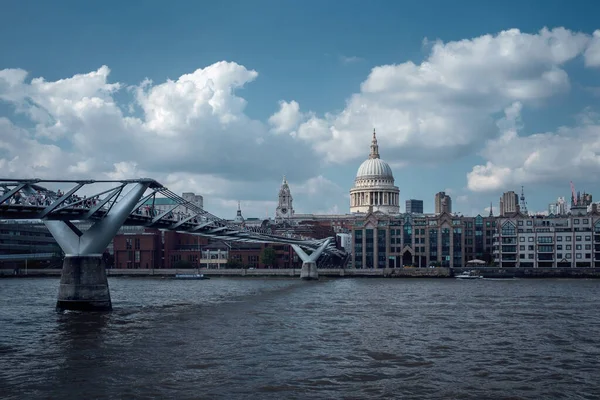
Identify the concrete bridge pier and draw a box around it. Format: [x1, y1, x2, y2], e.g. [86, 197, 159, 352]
[57, 255, 112, 311]
[292, 238, 331, 281]
[44, 182, 150, 312]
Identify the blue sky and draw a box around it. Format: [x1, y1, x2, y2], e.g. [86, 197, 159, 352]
[1, 0, 600, 218]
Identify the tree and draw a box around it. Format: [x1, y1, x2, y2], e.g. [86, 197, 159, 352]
[226, 258, 242, 269]
[173, 260, 193, 269]
[260, 247, 277, 268]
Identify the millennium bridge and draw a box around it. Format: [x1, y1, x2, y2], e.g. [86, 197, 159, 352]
[0, 178, 345, 311]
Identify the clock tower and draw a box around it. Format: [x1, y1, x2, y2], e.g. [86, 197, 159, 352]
[275, 176, 294, 222]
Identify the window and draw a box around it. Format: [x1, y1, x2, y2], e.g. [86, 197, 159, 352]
[502, 222, 516, 236]
[566, 236, 572, 241]
[557, 236, 562, 241]
[528, 237, 534, 242]
[583, 219, 589, 224]
[566, 254, 571, 259]
[585, 244, 591, 250]
[585, 236, 591, 241]
[576, 244, 582, 250]
[526, 221, 532, 226]
[520, 245, 525, 251]
[566, 245, 572, 250]
[576, 236, 582, 241]
[518, 221, 523, 226]
[574, 219, 580, 224]
[557, 245, 562, 250]
[520, 237, 525, 242]
[576, 253, 582, 259]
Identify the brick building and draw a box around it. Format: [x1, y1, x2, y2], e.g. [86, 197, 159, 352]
[113, 230, 162, 269]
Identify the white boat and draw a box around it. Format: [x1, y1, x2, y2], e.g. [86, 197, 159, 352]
[455, 270, 483, 279]
[175, 273, 210, 280]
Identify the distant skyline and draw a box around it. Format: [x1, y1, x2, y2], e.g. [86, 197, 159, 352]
[1, 0, 600, 218]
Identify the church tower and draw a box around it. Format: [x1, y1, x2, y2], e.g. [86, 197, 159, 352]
[275, 176, 294, 222]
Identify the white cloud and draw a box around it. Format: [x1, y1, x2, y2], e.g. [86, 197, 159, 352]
[0, 62, 324, 180]
[271, 27, 594, 166]
[467, 104, 600, 192]
[584, 30, 600, 67]
[268, 100, 302, 134]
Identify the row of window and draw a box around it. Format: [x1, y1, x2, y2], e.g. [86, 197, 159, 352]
[516, 218, 592, 226]
[516, 253, 592, 260]
[518, 235, 592, 243]
[506, 244, 593, 252]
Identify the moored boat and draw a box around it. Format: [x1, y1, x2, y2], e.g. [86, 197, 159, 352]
[175, 274, 210, 280]
[455, 270, 483, 279]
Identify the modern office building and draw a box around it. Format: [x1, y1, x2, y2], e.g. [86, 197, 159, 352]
[500, 191, 519, 216]
[434, 192, 452, 214]
[350, 211, 495, 269]
[405, 199, 424, 214]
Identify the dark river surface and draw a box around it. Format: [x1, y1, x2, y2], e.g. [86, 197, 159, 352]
[1, 277, 600, 399]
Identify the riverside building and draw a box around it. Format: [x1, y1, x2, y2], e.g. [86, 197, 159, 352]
[494, 204, 600, 268]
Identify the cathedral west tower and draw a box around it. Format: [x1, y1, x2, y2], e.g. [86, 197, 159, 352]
[276, 176, 294, 222]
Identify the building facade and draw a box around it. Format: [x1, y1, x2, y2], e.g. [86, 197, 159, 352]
[351, 211, 495, 269]
[434, 192, 452, 214]
[405, 199, 424, 214]
[349, 129, 400, 214]
[494, 205, 600, 268]
[500, 191, 519, 216]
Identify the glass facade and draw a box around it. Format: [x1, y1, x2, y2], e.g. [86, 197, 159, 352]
[377, 229, 386, 268]
[354, 229, 363, 268]
[365, 229, 374, 268]
[441, 228, 451, 267]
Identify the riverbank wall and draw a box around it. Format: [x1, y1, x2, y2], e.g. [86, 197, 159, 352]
[4, 267, 600, 278]
[1, 267, 449, 278]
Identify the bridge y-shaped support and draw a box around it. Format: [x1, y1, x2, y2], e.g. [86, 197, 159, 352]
[44, 183, 151, 312]
[291, 238, 331, 281]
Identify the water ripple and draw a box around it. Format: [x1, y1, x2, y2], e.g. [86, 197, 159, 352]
[1, 277, 600, 399]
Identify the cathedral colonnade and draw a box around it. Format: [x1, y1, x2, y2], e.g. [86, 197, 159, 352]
[350, 191, 400, 207]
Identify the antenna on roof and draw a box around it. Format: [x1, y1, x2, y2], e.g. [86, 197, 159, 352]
[520, 186, 528, 214]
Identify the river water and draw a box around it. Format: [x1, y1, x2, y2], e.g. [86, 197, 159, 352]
[1, 277, 599, 399]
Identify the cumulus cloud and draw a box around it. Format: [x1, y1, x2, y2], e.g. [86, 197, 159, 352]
[268, 100, 302, 134]
[467, 104, 600, 192]
[584, 30, 600, 67]
[271, 27, 595, 165]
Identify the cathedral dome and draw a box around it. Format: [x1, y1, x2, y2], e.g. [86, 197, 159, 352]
[356, 158, 394, 179]
[349, 129, 400, 214]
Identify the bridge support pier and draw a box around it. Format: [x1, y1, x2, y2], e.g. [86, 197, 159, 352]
[57, 255, 111, 311]
[300, 261, 319, 280]
[292, 238, 331, 281]
[44, 182, 151, 312]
